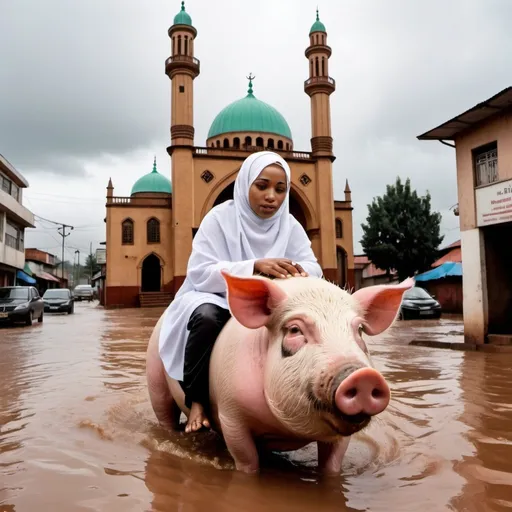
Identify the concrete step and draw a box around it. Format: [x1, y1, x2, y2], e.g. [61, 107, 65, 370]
[139, 292, 173, 308]
[487, 334, 512, 346]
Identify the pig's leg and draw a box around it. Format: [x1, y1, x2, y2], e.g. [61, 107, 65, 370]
[317, 437, 351, 474]
[220, 416, 260, 474]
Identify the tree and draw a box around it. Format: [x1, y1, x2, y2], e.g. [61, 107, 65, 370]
[360, 177, 444, 281]
[83, 254, 101, 280]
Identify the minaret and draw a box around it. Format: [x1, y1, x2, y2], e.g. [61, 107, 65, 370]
[305, 8, 335, 157]
[304, 9, 337, 281]
[165, 1, 200, 292]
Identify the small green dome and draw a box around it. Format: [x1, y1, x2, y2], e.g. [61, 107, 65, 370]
[173, 1, 192, 26]
[310, 9, 326, 34]
[208, 78, 292, 140]
[131, 158, 172, 195]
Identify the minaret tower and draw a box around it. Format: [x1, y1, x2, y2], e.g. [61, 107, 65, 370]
[165, 1, 200, 291]
[304, 9, 337, 281]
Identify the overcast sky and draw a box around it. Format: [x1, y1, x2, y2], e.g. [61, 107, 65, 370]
[2, 0, 511, 262]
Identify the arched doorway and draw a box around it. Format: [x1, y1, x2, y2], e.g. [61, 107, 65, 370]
[212, 182, 307, 231]
[337, 246, 347, 289]
[141, 254, 161, 292]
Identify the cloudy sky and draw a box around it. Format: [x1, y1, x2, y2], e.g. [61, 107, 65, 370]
[2, 0, 511, 261]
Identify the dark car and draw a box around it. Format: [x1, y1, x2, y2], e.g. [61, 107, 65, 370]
[400, 286, 442, 320]
[0, 286, 44, 326]
[43, 288, 74, 314]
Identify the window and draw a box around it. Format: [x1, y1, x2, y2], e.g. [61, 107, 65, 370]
[223, 138, 229, 148]
[122, 219, 134, 245]
[179, 85, 185, 93]
[0, 172, 20, 202]
[277, 140, 283, 150]
[233, 137, 240, 149]
[147, 218, 160, 244]
[474, 142, 498, 187]
[335, 218, 343, 238]
[245, 136, 252, 147]
[267, 138, 275, 149]
[184, 36, 189, 55]
[256, 137, 264, 147]
[5, 220, 23, 251]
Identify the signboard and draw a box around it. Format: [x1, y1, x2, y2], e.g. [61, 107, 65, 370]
[475, 178, 512, 227]
[95, 248, 106, 264]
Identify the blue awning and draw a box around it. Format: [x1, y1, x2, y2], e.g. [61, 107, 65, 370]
[16, 270, 37, 285]
[415, 262, 462, 282]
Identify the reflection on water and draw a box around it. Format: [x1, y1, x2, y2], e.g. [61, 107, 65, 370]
[1, 306, 512, 511]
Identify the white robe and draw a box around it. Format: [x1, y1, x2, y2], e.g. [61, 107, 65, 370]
[159, 151, 323, 380]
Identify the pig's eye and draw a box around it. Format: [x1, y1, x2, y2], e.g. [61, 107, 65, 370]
[358, 324, 364, 337]
[288, 325, 302, 335]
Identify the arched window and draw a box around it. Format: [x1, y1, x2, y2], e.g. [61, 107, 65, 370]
[184, 36, 189, 55]
[309, 59, 313, 77]
[216, 140, 221, 148]
[315, 57, 319, 76]
[286, 142, 290, 150]
[172, 37, 176, 56]
[267, 138, 275, 149]
[256, 137, 264, 147]
[178, 35, 182, 54]
[122, 219, 134, 245]
[277, 140, 284, 150]
[147, 218, 160, 244]
[335, 218, 343, 239]
[245, 136, 252, 147]
[233, 137, 240, 149]
[223, 138, 229, 148]
[321, 57, 325, 76]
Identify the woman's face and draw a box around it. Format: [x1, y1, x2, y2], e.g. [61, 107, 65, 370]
[248, 164, 287, 218]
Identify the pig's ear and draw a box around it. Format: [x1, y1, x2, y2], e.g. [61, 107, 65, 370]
[221, 270, 287, 329]
[352, 278, 415, 335]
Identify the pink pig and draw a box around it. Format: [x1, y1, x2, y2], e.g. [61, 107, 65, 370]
[146, 271, 414, 474]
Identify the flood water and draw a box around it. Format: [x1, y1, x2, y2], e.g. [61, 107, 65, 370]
[1, 303, 512, 511]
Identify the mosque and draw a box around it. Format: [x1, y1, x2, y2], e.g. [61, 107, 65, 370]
[104, 2, 355, 308]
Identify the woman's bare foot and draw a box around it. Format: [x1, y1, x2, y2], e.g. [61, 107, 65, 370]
[185, 402, 211, 433]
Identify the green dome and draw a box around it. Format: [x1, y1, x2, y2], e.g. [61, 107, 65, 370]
[173, 1, 192, 26]
[310, 9, 326, 34]
[131, 158, 172, 195]
[208, 79, 292, 140]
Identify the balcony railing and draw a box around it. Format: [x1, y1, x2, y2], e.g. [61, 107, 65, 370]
[193, 146, 312, 160]
[165, 55, 200, 76]
[304, 76, 336, 87]
[107, 196, 172, 207]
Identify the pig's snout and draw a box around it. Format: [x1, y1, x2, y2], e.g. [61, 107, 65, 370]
[334, 367, 390, 418]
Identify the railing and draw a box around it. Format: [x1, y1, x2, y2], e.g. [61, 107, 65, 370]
[108, 196, 172, 207]
[304, 76, 336, 87]
[165, 55, 200, 67]
[193, 146, 312, 160]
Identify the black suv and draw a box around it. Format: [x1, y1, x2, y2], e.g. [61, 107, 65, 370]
[0, 286, 44, 326]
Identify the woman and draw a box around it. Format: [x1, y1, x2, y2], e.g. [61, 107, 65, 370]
[158, 151, 323, 433]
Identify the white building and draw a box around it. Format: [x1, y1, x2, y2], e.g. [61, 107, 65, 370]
[0, 154, 35, 286]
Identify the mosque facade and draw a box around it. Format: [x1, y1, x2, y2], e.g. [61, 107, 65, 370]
[104, 2, 355, 308]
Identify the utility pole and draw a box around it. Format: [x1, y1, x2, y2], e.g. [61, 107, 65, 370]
[57, 223, 74, 283]
[89, 242, 93, 284]
[75, 249, 80, 286]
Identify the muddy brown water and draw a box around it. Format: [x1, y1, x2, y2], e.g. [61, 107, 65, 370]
[1, 303, 512, 511]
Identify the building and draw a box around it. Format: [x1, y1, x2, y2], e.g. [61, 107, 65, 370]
[418, 87, 512, 344]
[0, 154, 35, 286]
[24, 248, 63, 294]
[104, 4, 355, 308]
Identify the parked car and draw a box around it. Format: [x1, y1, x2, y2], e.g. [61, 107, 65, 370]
[73, 284, 94, 302]
[43, 288, 74, 314]
[0, 286, 44, 326]
[400, 286, 442, 320]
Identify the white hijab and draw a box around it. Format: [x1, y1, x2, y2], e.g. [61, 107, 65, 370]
[225, 150, 293, 261]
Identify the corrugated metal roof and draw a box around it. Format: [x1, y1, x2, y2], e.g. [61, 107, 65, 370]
[417, 87, 512, 141]
[415, 262, 462, 282]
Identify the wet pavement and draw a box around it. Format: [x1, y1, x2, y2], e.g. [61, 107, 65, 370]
[1, 303, 512, 511]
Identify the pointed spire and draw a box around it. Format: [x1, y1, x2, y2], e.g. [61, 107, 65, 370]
[107, 177, 113, 199]
[152, 155, 158, 173]
[344, 179, 352, 202]
[344, 179, 351, 193]
[181, 0, 185, 11]
[107, 177, 113, 188]
[316, 6, 320, 21]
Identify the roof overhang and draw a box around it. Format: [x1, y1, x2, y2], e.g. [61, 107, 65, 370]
[0, 154, 29, 187]
[417, 87, 512, 141]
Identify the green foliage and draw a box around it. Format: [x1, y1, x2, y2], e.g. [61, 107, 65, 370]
[83, 254, 101, 278]
[360, 177, 444, 281]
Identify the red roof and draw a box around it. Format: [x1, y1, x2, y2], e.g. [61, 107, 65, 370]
[432, 247, 462, 268]
[35, 271, 60, 283]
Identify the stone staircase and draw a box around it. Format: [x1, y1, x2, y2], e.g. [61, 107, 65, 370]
[139, 292, 173, 308]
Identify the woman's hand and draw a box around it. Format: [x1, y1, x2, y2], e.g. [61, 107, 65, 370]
[254, 259, 308, 279]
